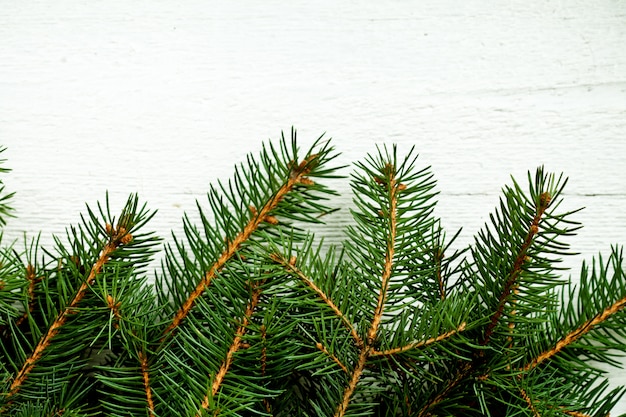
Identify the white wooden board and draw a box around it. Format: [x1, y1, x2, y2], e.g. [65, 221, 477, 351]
[1, 0, 625, 412]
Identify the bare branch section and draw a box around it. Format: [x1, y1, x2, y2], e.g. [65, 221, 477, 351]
[522, 294, 626, 372]
[270, 252, 363, 348]
[481, 192, 551, 346]
[164, 154, 318, 337]
[371, 322, 466, 357]
[196, 282, 264, 416]
[4, 224, 132, 404]
[138, 350, 156, 417]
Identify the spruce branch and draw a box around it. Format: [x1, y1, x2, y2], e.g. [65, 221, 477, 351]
[480, 189, 552, 346]
[1, 137, 625, 416]
[4, 218, 130, 402]
[270, 251, 363, 348]
[196, 280, 264, 416]
[522, 292, 626, 372]
[159, 130, 340, 338]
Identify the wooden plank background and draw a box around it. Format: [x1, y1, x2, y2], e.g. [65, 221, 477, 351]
[1, 0, 625, 411]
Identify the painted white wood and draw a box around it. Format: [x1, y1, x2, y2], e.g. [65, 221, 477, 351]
[1, 0, 625, 412]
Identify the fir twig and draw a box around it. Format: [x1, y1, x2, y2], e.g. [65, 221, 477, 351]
[271, 252, 363, 347]
[163, 152, 322, 338]
[370, 322, 466, 357]
[522, 294, 626, 372]
[4, 223, 132, 404]
[481, 191, 552, 346]
[196, 281, 264, 416]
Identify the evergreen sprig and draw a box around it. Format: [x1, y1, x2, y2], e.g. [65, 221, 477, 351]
[0, 134, 624, 416]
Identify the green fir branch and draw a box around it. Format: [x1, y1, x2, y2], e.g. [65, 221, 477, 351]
[0, 134, 625, 416]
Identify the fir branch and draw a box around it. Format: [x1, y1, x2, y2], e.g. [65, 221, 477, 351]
[334, 162, 403, 417]
[481, 191, 552, 346]
[259, 324, 272, 415]
[196, 280, 264, 416]
[270, 252, 363, 347]
[4, 223, 131, 404]
[335, 348, 370, 417]
[315, 341, 349, 374]
[414, 362, 473, 417]
[1, 139, 625, 415]
[370, 322, 466, 357]
[163, 151, 325, 338]
[522, 293, 626, 372]
[519, 386, 541, 417]
[367, 163, 399, 346]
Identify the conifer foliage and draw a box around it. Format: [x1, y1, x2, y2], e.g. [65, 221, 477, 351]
[0, 134, 625, 416]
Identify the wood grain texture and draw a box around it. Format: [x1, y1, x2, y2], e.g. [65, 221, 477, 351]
[1, 0, 625, 410]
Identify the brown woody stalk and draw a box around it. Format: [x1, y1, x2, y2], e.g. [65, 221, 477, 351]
[371, 322, 466, 357]
[414, 362, 472, 417]
[519, 387, 541, 417]
[138, 350, 156, 417]
[316, 342, 349, 374]
[164, 155, 317, 338]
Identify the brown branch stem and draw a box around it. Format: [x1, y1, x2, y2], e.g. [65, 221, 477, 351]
[414, 362, 472, 417]
[138, 350, 156, 417]
[371, 322, 466, 357]
[316, 342, 349, 374]
[335, 166, 400, 417]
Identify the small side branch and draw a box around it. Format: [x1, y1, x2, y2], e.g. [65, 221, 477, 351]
[414, 362, 472, 417]
[522, 294, 626, 372]
[196, 282, 264, 416]
[560, 409, 593, 417]
[271, 253, 363, 348]
[481, 192, 551, 346]
[371, 322, 466, 357]
[519, 387, 541, 417]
